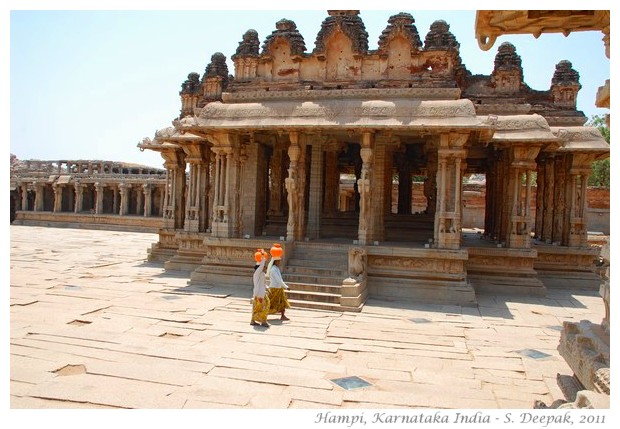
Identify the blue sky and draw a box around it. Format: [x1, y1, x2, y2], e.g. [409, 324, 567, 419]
[5, 3, 613, 170]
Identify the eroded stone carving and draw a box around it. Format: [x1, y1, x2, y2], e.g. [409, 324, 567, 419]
[348, 247, 366, 280]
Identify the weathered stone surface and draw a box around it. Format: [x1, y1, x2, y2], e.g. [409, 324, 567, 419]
[9, 226, 609, 411]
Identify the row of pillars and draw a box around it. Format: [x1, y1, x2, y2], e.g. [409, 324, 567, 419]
[18, 181, 161, 217]
[160, 130, 475, 250]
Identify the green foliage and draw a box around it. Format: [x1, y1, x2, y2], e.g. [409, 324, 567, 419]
[589, 158, 610, 187]
[586, 115, 610, 188]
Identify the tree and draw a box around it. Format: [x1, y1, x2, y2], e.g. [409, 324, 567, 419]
[586, 115, 610, 188]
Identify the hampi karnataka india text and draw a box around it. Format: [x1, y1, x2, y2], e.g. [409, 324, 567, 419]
[9, 10, 611, 414]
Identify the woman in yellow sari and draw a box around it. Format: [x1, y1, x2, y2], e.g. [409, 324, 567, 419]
[266, 257, 290, 321]
[251, 251, 270, 327]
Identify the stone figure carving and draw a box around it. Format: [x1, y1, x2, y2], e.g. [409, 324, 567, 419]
[348, 247, 366, 280]
[285, 174, 298, 230]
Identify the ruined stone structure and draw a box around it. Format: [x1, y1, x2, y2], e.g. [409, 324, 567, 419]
[474, 10, 610, 409]
[10, 158, 166, 232]
[138, 10, 609, 312]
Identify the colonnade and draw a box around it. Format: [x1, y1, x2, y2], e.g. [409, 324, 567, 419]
[154, 122, 603, 253]
[16, 179, 164, 217]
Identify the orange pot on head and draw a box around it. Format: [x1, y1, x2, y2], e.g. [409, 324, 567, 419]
[254, 248, 265, 263]
[270, 243, 283, 259]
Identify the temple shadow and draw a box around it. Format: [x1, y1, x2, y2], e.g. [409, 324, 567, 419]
[363, 285, 597, 321]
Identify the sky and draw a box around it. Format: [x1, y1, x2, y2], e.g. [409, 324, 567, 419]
[4, 2, 613, 171]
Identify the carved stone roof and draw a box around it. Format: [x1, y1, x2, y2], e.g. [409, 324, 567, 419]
[551, 60, 581, 88]
[377, 12, 422, 53]
[313, 10, 369, 55]
[423, 20, 459, 51]
[261, 19, 306, 56]
[492, 42, 523, 79]
[180, 72, 201, 95]
[202, 52, 229, 85]
[232, 29, 260, 59]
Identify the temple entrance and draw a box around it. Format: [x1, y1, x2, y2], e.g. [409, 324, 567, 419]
[386, 142, 434, 243]
[320, 142, 360, 239]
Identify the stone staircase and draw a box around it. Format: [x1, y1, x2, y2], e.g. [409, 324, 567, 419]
[281, 242, 365, 312]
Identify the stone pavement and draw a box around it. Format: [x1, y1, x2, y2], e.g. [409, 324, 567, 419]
[8, 225, 605, 411]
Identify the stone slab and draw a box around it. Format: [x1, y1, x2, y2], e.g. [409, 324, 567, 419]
[8, 225, 609, 412]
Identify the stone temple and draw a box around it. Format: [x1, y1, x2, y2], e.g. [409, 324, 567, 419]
[128, 10, 609, 311]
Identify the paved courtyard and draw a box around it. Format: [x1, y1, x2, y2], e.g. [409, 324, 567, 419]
[9, 225, 605, 413]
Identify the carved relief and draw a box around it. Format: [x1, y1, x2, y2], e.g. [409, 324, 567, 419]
[368, 255, 462, 273]
[204, 245, 257, 262]
[348, 247, 366, 279]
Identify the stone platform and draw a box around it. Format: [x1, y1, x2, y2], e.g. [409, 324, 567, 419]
[7, 226, 609, 422]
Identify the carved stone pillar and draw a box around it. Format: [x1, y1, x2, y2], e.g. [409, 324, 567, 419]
[162, 168, 174, 227]
[21, 183, 29, 211]
[497, 153, 510, 243]
[185, 161, 198, 230]
[112, 187, 119, 215]
[209, 133, 242, 238]
[183, 145, 210, 233]
[433, 133, 468, 249]
[143, 183, 153, 217]
[423, 147, 437, 216]
[34, 184, 44, 212]
[73, 181, 84, 213]
[553, 156, 567, 244]
[496, 144, 540, 249]
[484, 151, 503, 242]
[211, 148, 224, 224]
[567, 154, 595, 248]
[118, 183, 130, 216]
[372, 139, 390, 242]
[541, 155, 556, 243]
[306, 138, 324, 239]
[240, 139, 265, 237]
[534, 158, 544, 240]
[161, 149, 186, 230]
[357, 132, 374, 245]
[285, 132, 301, 242]
[95, 182, 104, 214]
[136, 187, 144, 216]
[52, 184, 62, 213]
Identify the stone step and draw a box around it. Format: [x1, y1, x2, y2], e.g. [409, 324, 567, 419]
[287, 299, 345, 312]
[286, 259, 347, 270]
[286, 289, 341, 304]
[284, 273, 345, 285]
[278, 241, 360, 312]
[286, 282, 343, 294]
